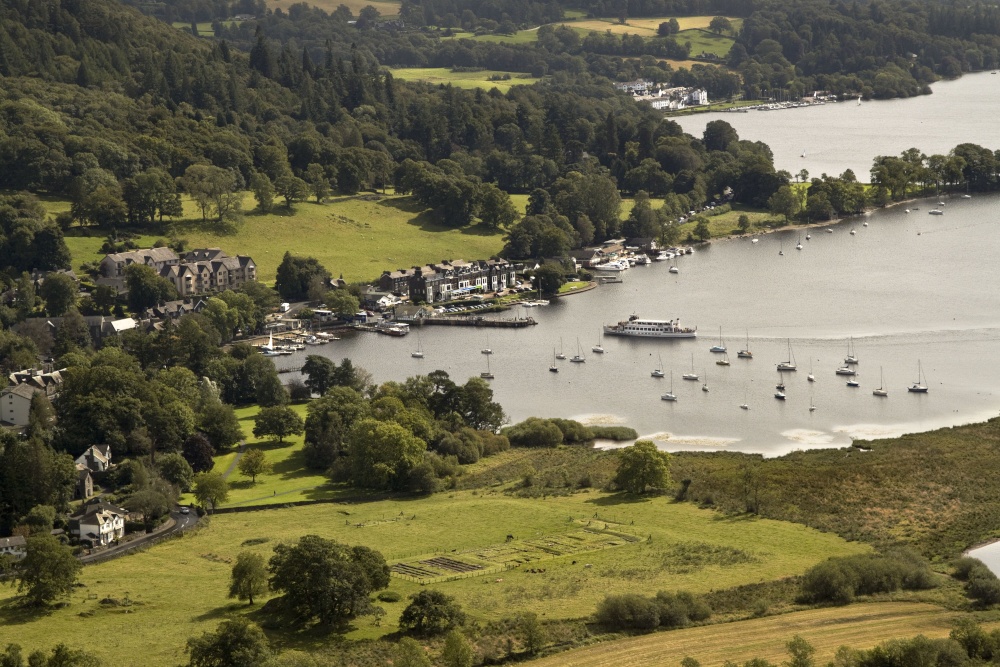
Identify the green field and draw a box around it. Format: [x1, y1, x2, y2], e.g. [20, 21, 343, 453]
[0, 491, 867, 665]
[265, 0, 400, 15]
[389, 67, 538, 92]
[62, 192, 507, 284]
[527, 602, 965, 667]
[676, 28, 736, 58]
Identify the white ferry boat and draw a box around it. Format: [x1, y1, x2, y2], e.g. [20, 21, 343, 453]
[603, 315, 697, 339]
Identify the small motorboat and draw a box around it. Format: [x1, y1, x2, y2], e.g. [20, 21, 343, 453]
[774, 391, 786, 400]
[863, 221, 869, 227]
[929, 209, 944, 215]
[846, 379, 860, 387]
[850, 229, 857, 235]
[826, 228, 834, 233]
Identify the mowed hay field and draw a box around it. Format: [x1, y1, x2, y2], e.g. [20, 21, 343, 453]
[0, 492, 867, 665]
[63, 193, 507, 284]
[527, 602, 965, 667]
[553, 16, 741, 37]
[389, 67, 537, 92]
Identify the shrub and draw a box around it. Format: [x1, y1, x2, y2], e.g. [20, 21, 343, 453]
[378, 591, 402, 603]
[595, 591, 710, 631]
[548, 418, 594, 444]
[503, 417, 564, 447]
[953, 556, 985, 581]
[589, 426, 639, 441]
[799, 551, 935, 605]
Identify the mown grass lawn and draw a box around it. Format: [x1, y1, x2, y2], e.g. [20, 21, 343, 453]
[676, 28, 736, 58]
[389, 67, 538, 92]
[264, 0, 400, 15]
[0, 490, 867, 665]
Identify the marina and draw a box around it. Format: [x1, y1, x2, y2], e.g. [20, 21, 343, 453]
[281, 192, 1000, 456]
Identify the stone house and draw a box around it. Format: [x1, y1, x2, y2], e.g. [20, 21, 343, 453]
[0, 536, 26, 560]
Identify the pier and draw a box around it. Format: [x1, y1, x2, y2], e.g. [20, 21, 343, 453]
[424, 316, 537, 328]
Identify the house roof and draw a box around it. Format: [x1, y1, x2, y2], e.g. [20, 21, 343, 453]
[105, 248, 179, 265]
[0, 536, 26, 549]
[2, 383, 40, 400]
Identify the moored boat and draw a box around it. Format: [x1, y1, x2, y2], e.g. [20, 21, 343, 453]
[604, 315, 697, 338]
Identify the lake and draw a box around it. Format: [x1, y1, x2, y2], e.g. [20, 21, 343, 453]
[674, 72, 1000, 179]
[284, 192, 1000, 456]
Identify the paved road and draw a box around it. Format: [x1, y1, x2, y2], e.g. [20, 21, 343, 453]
[78, 507, 200, 565]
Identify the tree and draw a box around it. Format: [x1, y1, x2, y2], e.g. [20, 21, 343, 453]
[324, 290, 359, 317]
[703, 120, 739, 152]
[399, 589, 466, 635]
[158, 452, 195, 491]
[533, 265, 566, 296]
[784, 635, 816, 667]
[302, 355, 338, 396]
[693, 219, 711, 241]
[346, 418, 427, 490]
[124, 264, 177, 313]
[16, 534, 81, 606]
[193, 472, 229, 512]
[39, 273, 78, 317]
[22, 505, 56, 535]
[709, 16, 733, 34]
[393, 638, 432, 667]
[518, 612, 547, 655]
[768, 185, 800, 220]
[249, 171, 274, 213]
[237, 448, 271, 483]
[183, 433, 216, 472]
[179, 165, 241, 222]
[199, 400, 244, 452]
[478, 183, 518, 229]
[613, 440, 671, 494]
[1, 644, 101, 667]
[187, 617, 272, 667]
[252, 406, 304, 443]
[304, 163, 330, 202]
[268, 535, 389, 624]
[441, 630, 474, 667]
[128, 486, 173, 531]
[275, 252, 330, 301]
[274, 175, 310, 208]
[738, 214, 751, 232]
[228, 551, 268, 605]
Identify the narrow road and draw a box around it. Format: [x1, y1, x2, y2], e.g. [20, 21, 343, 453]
[78, 508, 200, 565]
[222, 442, 246, 480]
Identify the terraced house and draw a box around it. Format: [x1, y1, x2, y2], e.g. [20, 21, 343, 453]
[100, 247, 257, 297]
[379, 259, 517, 303]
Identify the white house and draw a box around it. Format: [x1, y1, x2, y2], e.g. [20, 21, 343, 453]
[1, 383, 37, 427]
[0, 535, 27, 560]
[70, 503, 126, 547]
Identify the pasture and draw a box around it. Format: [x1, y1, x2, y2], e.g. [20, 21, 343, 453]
[676, 28, 736, 58]
[526, 602, 966, 667]
[264, 0, 400, 16]
[388, 67, 538, 92]
[0, 490, 867, 665]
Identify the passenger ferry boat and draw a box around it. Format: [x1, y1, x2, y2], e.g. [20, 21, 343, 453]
[603, 315, 697, 339]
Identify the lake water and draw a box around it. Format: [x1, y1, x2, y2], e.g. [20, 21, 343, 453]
[674, 72, 1000, 179]
[967, 541, 1000, 576]
[284, 192, 1000, 456]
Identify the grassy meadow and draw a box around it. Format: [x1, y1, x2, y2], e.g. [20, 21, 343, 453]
[388, 67, 538, 92]
[62, 192, 507, 284]
[264, 0, 401, 15]
[0, 489, 867, 665]
[676, 28, 737, 58]
[527, 602, 968, 667]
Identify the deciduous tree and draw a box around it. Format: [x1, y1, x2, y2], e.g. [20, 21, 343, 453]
[252, 406, 304, 443]
[193, 472, 229, 512]
[613, 440, 671, 494]
[228, 551, 268, 605]
[237, 448, 271, 483]
[16, 534, 81, 606]
[186, 617, 272, 667]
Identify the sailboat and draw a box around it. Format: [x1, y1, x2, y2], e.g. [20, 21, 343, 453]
[570, 338, 585, 363]
[775, 372, 785, 392]
[737, 330, 753, 359]
[260, 331, 281, 357]
[549, 349, 559, 373]
[857, 94, 862, 106]
[480, 354, 494, 380]
[710, 327, 726, 353]
[556, 338, 566, 360]
[807, 358, 816, 382]
[651, 354, 665, 378]
[846, 377, 860, 387]
[796, 234, 803, 250]
[740, 386, 749, 410]
[702, 368, 709, 392]
[873, 367, 888, 396]
[411, 330, 424, 358]
[809, 392, 816, 411]
[779, 240, 784, 256]
[592, 329, 605, 354]
[716, 351, 731, 366]
[682, 353, 699, 381]
[481, 333, 492, 355]
[661, 371, 677, 401]
[777, 339, 797, 371]
[844, 337, 858, 365]
[907, 360, 928, 393]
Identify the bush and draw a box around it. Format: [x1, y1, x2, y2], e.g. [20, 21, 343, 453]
[503, 417, 563, 447]
[953, 556, 986, 581]
[589, 426, 639, 441]
[378, 591, 402, 603]
[548, 418, 594, 444]
[799, 551, 935, 605]
[595, 591, 710, 631]
[959, 558, 1000, 605]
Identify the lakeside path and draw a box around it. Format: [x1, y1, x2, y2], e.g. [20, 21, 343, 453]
[526, 602, 965, 667]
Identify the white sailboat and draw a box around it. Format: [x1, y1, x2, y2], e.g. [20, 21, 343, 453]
[779, 239, 784, 256]
[549, 349, 559, 373]
[702, 368, 709, 392]
[844, 337, 858, 365]
[796, 234, 803, 250]
[481, 333, 492, 355]
[737, 330, 753, 359]
[907, 360, 928, 393]
[651, 354, 665, 378]
[480, 354, 494, 380]
[809, 390, 816, 411]
[682, 353, 699, 381]
[716, 351, 731, 366]
[740, 386, 749, 410]
[777, 339, 797, 371]
[873, 366, 888, 396]
[260, 331, 281, 357]
[661, 371, 677, 401]
[556, 338, 566, 360]
[411, 330, 424, 358]
[592, 329, 605, 354]
[710, 327, 726, 353]
[570, 338, 585, 363]
[807, 358, 816, 383]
